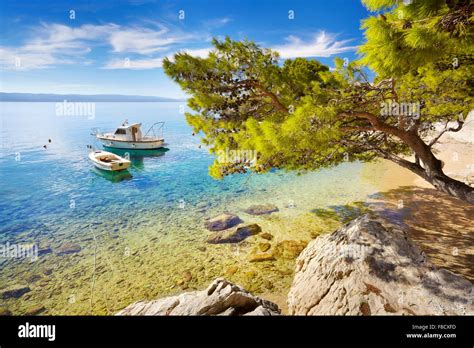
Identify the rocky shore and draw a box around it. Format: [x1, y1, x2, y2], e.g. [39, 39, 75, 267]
[117, 215, 473, 316]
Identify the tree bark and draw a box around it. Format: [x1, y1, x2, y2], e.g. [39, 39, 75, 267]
[381, 149, 474, 203]
[340, 111, 474, 204]
[394, 130, 473, 203]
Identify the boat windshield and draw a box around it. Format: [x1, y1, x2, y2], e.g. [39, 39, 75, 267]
[115, 128, 127, 135]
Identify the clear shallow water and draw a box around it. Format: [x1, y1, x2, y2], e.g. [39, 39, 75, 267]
[0, 102, 413, 315]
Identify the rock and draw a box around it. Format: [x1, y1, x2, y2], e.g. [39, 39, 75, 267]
[0, 285, 31, 299]
[38, 245, 52, 256]
[288, 215, 474, 315]
[207, 224, 261, 244]
[0, 307, 12, 316]
[117, 278, 280, 316]
[25, 305, 46, 316]
[226, 266, 239, 275]
[197, 246, 206, 252]
[55, 242, 81, 256]
[183, 271, 192, 282]
[258, 243, 271, 252]
[273, 240, 307, 260]
[26, 274, 42, 283]
[244, 204, 279, 215]
[263, 280, 274, 290]
[204, 213, 242, 231]
[248, 253, 276, 263]
[260, 232, 274, 240]
[42, 268, 53, 276]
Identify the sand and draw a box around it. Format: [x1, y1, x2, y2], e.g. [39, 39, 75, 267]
[368, 129, 473, 282]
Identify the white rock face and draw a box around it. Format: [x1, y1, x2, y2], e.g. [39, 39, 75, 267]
[117, 278, 280, 316]
[288, 215, 474, 315]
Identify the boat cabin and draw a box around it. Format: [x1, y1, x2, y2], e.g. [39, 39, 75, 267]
[112, 123, 143, 141]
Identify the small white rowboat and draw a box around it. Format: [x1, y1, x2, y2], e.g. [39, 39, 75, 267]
[88, 150, 131, 171]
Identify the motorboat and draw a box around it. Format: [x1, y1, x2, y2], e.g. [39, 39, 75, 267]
[93, 120, 165, 150]
[88, 150, 131, 171]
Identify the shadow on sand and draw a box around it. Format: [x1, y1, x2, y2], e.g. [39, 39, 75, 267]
[311, 185, 474, 282]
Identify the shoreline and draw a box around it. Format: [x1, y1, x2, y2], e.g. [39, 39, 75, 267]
[259, 128, 474, 313]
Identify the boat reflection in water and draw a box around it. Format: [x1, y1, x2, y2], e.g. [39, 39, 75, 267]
[91, 167, 133, 183]
[103, 147, 170, 170]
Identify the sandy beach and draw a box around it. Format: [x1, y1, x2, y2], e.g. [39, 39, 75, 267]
[366, 122, 474, 281]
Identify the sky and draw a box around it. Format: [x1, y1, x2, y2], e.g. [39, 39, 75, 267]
[0, 0, 373, 98]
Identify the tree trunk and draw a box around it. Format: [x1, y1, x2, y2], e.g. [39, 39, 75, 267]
[338, 111, 473, 203]
[388, 131, 474, 204]
[423, 171, 474, 204]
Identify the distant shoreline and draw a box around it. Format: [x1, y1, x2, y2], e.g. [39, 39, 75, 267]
[0, 92, 187, 103]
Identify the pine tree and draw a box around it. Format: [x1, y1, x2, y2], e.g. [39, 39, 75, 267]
[163, 1, 474, 203]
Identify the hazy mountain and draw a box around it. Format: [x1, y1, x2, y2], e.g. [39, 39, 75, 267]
[0, 92, 186, 102]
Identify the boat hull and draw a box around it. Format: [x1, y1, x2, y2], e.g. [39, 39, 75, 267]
[89, 151, 131, 172]
[97, 138, 164, 150]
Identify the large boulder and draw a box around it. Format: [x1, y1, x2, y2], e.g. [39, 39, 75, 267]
[204, 213, 242, 231]
[288, 215, 474, 315]
[116, 278, 280, 316]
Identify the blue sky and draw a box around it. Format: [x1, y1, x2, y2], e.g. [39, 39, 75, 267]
[0, 0, 372, 98]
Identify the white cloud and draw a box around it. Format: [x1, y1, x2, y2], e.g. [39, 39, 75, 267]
[1, 22, 356, 72]
[103, 57, 164, 69]
[202, 17, 232, 29]
[0, 22, 198, 70]
[109, 25, 192, 54]
[178, 47, 212, 58]
[0, 23, 116, 70]
[272, 32, 357, 59]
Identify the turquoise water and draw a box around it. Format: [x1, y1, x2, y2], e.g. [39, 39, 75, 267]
[0, 102, 410, 314]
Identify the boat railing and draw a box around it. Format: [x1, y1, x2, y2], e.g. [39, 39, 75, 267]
[144, 122, 165, 139]
[90, 127, 102, 136]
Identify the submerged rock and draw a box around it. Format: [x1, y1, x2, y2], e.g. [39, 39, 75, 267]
[42, 267, 53, 276]
[273, 240, 307, 260]
[204, 213, 242, 231]
[25, 305, 46, 316]
[248, 253, 275, 263]
[260, 232, 274, 241]
[244, 204, 279, 215]
[0, 285, 31, 299]
[116, 278, 280, 316]
[207, 224, 262, 244]
[55, 242, 81, 256]
[38, 244, 52, 256]
[226, 266, 239, 275]
[0, 307, 12, 316]
[288, 215, 474, 315]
